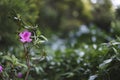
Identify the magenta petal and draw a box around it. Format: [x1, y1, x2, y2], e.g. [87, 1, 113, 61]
[26, 32, 31, 38]
[0, 65, 3, 73]
[19, 30, 32, 43]
[27, 39, 32, 42]
[20, 39, 26, 43]
[19, 32, 23, 38]
[28, 32, 31, 37]
[23, 31, 31, 38]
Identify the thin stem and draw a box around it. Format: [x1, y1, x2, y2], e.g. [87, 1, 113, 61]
[23, 44, 30, 80]
[25, 54, 30, 80]
[0, 73, 5, 80]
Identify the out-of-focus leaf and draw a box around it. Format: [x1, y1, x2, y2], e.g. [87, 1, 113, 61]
[0, 52, 3, 56]
[99, 58, 112, 69]
[36, 29, 41, 36]
[88, 75, 98, 80]
[62, 72, 74, 78]
[101, 42, 120, 47]
[112, 47, 119, 55]
[35, 66, 44, 74]
[3, 56, 12, 62]
[111, 42, 120, 45]
[39, 35, 48, 41]
[17, 63, 27, 68]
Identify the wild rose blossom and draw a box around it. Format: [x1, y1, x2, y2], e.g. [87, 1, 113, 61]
[0, 65, 3, 73]
[19, 30, 32, 43]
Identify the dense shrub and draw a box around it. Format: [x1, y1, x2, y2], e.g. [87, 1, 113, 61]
[0, 0, 39, 50]
[0, 0, 120, 80]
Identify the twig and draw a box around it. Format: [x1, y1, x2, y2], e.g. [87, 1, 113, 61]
[23, 44, 31, 80]
[0, 73, 5, 80]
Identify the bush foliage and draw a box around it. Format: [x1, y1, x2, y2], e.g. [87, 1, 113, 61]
[0, 0, 120, 80]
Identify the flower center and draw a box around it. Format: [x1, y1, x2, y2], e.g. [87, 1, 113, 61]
[24, 33, 29, 38]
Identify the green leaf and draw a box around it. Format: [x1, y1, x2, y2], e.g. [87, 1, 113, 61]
[35, 67, 44, 74]
[40, 35, 48, 41]
[17, 63, 27, 68]
[3, 56, 12, 62]
[112, 42, 120, 45]
[36, 29, 41, 36]
[88, 75, 98, 80]
[112, 47, 119, 55]
[62, 72, 74, 78]
[99, 58, 112, 69]
[11, 55, 19, 65]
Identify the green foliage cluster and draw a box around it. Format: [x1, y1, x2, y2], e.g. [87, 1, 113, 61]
[1, 25, 119, 80]
[34, 25, 120, 80]
[92, 0, 114, 31]
[0, 26, 120, 80]
[36, 0, 93, 30]
[0, 13, 47, 80]
[0, 0, 116, 49]
[0, 0, 120, 80]
[0, 0, 39, 50]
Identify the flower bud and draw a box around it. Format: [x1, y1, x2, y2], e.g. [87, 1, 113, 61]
[0, 65, 3, 73]
[17, 72, 22, 78]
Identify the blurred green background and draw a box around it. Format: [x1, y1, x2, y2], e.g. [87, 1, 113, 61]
[1, 0, 120, 80]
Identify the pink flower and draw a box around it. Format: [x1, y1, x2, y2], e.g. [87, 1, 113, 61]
[0, 65, 3, 73]
[19, 30, 32, 43]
